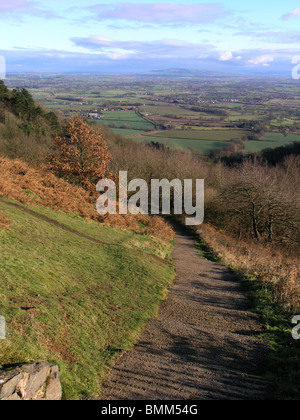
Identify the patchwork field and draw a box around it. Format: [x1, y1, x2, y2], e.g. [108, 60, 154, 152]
[5, 73, 300, 156]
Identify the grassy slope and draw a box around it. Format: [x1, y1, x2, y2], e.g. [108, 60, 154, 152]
[0, 199, 174, 399]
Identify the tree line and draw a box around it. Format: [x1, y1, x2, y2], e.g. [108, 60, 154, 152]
[0, 81, 60, 137]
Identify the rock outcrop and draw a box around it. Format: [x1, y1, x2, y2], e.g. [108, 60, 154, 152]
[0, 362, 62, 400]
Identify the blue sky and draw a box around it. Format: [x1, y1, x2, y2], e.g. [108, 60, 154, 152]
[1, 0, 300, 74]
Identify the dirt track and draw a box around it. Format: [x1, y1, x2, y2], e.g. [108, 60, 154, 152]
[101, 225, 271, 400]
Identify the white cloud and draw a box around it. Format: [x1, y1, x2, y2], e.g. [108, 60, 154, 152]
[248, 55, 274, 66]
[91, 35, 114, 45]
[106, 52, 134, 60]
[219, 51, 233, 61]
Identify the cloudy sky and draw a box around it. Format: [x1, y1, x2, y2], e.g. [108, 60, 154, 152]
[1, 0, 300, 74]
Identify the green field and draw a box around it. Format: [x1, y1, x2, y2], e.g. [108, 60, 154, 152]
[225, 114, 266, 122]
[9, 74, 300, 156]
[130, 128, 248, 154]
[97, 119, 153, 131]
[134, 136, 228, 153]
[109, 128, 146, 136]
[132, 129, 300, 155]
[270, 119, 295, 127]
[141, 104, 210, 119]
[95, 111, 155, 132]
[102, 111, 145, 121]
[0, 199, 174, 400]
[244, 133, 300, 154]
[147, 128, 248, 141]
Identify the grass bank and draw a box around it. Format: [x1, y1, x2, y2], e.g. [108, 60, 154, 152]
[0, 199, 174, 400]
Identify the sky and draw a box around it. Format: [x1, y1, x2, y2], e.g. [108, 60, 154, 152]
[1, 0, 300, 75]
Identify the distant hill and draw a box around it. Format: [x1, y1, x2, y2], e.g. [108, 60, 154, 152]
[136, 68, 237, 78]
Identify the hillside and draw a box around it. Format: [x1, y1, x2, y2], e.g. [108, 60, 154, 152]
[0, 197, 174, 400]
[0, 79, 299, 401]
[0, 80, 61, 165]
[0, 83, 176, 400]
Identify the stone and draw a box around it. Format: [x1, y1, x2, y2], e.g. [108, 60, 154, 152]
[15, 372, 29, 399]
[0, 362, 62, 401]
[0, 370, 22, 399]
[4, 393, 22, 400]
[31, 384, 46, 400]
[45, 365, 62, 400]
[21, 362, 51, 400]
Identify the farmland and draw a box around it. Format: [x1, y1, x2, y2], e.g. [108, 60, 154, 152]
[4, 72, 300, 155]
[243, 133, 300, 154]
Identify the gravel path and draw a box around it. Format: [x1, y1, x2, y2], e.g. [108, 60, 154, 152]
[101, 225, 271, 400]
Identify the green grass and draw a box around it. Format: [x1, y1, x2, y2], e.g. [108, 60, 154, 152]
[109, 128, 146, 137]
[133, 128, 247, 153]
[134, 135, 228, 153]
[270, 119, 294, 127]
[95, 111, 154, 131]
[147, 128, 248, 141]
[97, 119, 153, 131]
[141, 105, 205, 119]
[0, 200, 174, 400]
[211, 102, 246, 108]
[102, 111, 143, 121]
[238, 276, 300, 400]
[244, 133, 300, 154]
[225, 114, 266, 122]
